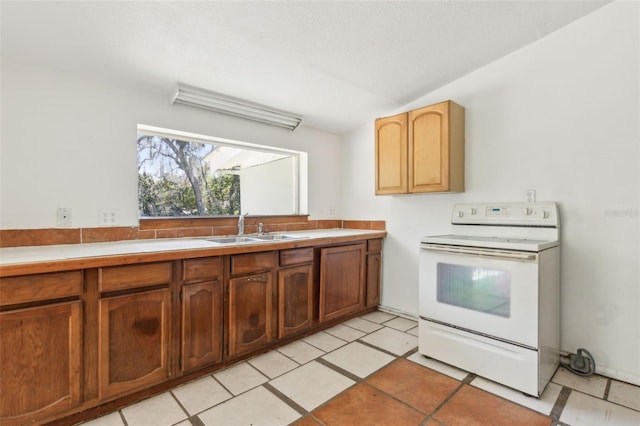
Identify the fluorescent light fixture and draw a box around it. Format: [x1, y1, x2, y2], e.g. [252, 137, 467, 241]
[171, 84, 303, 131]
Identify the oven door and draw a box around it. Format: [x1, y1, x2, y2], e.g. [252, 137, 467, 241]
[419, 244, 539, 348]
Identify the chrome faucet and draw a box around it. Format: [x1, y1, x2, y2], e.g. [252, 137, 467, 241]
[258, 222, 264, 235]
[238, 212, 249, 236]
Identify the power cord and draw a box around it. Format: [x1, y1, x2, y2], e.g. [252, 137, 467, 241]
[561, 348, 596, 376]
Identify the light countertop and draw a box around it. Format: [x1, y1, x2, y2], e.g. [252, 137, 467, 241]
[0, 228, 384, 268]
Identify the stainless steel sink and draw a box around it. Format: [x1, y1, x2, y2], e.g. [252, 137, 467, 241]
[207, 236, 260, 244]
[250, 234, 297, 241]
[205, 234, 306, 244]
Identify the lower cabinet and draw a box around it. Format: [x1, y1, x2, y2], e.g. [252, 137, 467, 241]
[366, 239, 383, 307]
[180, 257, 224, 373]
[98, 289, 171, 399]
[319, 244, 365, 322]
[0, 236, 383, 424]
[181, 280, 223, 372]
[0, 301, 82, 426]
[278, 264, 313, 338]
[228, 272, 274, 357]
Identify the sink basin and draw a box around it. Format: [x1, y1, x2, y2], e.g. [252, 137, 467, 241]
[205, 234, 307, 244]
[207, 236, 260, 244]
[251, 234, 298, 241]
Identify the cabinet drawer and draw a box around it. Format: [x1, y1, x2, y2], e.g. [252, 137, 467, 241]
[0, 271, 83, 307]
[280, 248, 314, 266]
[231, 252, 275, 275]
[99, 262, 172, 292]
[182, 257, 222, 282]
[367, 239, 382, 253]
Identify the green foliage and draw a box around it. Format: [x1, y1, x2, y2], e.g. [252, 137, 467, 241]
[137, 135, 241, 217]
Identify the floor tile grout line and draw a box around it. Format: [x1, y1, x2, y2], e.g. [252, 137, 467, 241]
[421, 376, 470, 424]
[168, 388, 195, 424]
[561, 385, 640, 413]
[359, 381, 430, 419]
[549, 386, 572, 422]
[315, 357, 365, 383]
[315, 351, 456, 424]
[207, 369, 245, 398]
[603, 377, 612, 400]
[262, 382, 310, 419]
[117, 410, 128, 426]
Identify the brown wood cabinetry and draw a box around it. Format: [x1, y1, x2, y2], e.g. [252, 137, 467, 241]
[319, 244, 365, 322]
[0, 271, 83, 426]
[375, 112, 408, 194]
[375, 100, 464, 195]
[0, 234, 384, 424]
[180, 257, 223, 372]
[227, 252, 276, 358]
[97, 262, 172, 399]
[366, 239, 382, 307]
[278, 248, 314, 338]
[0, 301, 82, 426]
[98, 288, 171, 399]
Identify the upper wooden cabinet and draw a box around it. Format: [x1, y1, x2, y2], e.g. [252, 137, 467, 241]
[375, 112, 408, 194]
[375, 100, 465, 195]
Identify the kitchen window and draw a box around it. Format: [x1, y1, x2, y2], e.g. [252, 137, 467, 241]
[137, 125, 307, 217]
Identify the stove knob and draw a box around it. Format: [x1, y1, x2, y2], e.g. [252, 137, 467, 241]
[470, 208, 477, 215]
[457, 211, 464, 218]
[543, 210, 550, 219]
[524, 207, 533, 215]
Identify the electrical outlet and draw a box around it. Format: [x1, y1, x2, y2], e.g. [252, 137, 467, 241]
[525, 189, 536, 203]
[100, 210, 119, 226]
[57, 208, 72, 227]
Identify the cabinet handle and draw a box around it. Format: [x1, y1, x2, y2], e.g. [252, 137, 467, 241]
[245, 275, 268, 283]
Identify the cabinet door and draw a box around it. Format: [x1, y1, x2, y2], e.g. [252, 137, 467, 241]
[408, 101, 464, 193]
[228, 272, 274, 358]
[366, 253, 382, 307]
[99, 289, 170, 399]
[375, 112, 408, 195]
[278, 264, 313, 338]
[319, 244, 365, 322]
[408, 102, 450, 192]
[0, 301, 81, 425]
[181, 280, 223, 372]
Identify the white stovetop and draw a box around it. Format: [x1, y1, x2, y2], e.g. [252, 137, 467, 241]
[420, 234, 559, 251]
[0, 229, 379, 266]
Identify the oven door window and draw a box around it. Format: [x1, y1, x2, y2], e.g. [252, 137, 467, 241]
[436, 263, 511, 318]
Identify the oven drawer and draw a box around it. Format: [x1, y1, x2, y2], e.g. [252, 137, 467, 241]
[418, 319, 541, 396]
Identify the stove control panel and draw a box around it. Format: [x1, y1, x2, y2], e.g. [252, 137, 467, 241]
[451, 202, 558, 227]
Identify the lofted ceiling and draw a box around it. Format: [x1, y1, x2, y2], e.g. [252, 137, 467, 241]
[1, 1, 610, 134]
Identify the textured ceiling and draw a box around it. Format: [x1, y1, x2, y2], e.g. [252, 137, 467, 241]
[1, 1, 610, 134]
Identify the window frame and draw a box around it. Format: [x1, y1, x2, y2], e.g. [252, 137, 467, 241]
[137, 124, 307, 218]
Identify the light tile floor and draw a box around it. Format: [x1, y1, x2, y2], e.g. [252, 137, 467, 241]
[80, 311, 640, 426]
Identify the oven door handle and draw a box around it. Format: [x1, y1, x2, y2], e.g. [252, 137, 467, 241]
[421, 244, 537, 261]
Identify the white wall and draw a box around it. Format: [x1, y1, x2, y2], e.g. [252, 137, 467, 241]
[240, 156, 297, 215]
[341, 1, 640, 384]
[0, 65, 341, 228]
